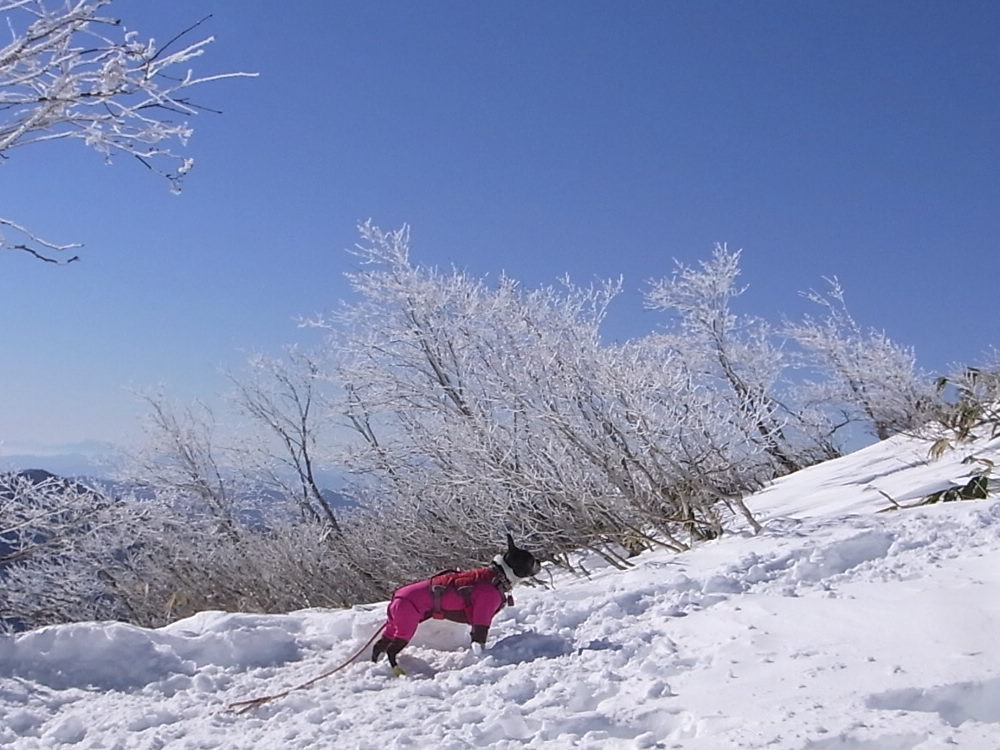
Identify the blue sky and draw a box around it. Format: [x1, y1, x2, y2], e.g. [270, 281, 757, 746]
[2, 0, 998, 449]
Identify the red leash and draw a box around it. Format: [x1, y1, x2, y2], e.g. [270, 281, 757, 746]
[229, 623, 385, 714]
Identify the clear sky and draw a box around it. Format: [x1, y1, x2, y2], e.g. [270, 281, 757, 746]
[2, 0, 998, 449]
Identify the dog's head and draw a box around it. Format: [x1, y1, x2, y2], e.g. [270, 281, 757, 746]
[499, 533, 540, 579]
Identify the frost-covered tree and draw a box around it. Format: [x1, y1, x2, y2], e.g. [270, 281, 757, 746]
[595, 338, 765, 539]
[125, 394, 250, 541]
[785, 278, 934, 441]
[0, 470, 372, 630]
[229, 350, 343, 534]
[306, 223, 630, 569]
[644, 245, 806, 473]
[118, 390, 385, 620]
[300, 224, 763, 578]
[1, 471, 111, 567]
[105, 498, 375, 624]
[0, 470, 153, 629]
[0, 0, 254, 263]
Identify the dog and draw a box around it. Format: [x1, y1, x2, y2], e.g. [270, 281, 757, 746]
[371, 534, 540, 672]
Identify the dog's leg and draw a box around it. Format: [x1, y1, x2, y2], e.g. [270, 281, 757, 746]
[384, 638, 408, 668]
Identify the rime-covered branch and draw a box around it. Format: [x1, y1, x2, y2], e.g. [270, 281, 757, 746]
[0, 0, 255, 262]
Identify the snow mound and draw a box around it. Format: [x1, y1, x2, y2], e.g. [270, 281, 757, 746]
[0, 614, 302, 692]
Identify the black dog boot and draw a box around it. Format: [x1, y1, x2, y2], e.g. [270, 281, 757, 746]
[371, 636, 408, 674]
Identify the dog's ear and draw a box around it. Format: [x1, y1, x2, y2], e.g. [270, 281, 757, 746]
[506, 532, 516, 552]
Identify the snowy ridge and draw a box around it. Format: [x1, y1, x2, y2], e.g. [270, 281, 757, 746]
[2, 433, 1000, 749]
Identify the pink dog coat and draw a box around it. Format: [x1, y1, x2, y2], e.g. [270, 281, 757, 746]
[383, 567, 506, 643]
[373, 538, 538, 669]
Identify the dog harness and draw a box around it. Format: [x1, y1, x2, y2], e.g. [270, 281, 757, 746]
[428, 567, 511, 620]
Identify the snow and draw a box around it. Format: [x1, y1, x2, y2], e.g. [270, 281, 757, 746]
[3, 432, 1000, 749]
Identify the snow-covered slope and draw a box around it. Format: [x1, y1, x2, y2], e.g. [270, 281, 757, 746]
[3, 432, 1000, 749]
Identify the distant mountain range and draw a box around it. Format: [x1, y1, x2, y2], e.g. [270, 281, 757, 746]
[0, 452, 119, 479]
[1, 441, 354, 513]
[1, 442, 347, 487]
[0, 461, 354, 514]
[0, 440, 118, 477]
